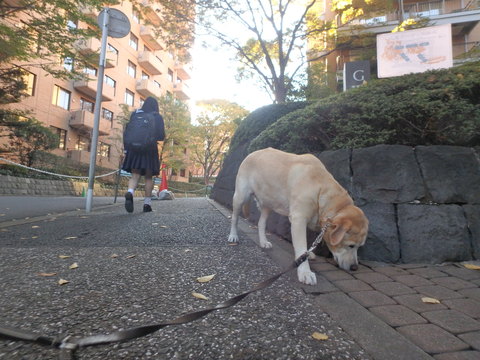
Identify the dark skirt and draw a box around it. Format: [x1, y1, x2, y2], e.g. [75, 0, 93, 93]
[122, 146, 160, 176]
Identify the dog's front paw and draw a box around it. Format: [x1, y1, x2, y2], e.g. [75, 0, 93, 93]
[298, 267, 317, 285]
[228, 234, 239, 243]
[259, 240, 272, 249]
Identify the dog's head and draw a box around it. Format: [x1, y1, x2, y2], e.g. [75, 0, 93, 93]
[323, 205, 368, 271]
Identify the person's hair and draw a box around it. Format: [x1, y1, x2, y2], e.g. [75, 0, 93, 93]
[141, 97, 159, 113]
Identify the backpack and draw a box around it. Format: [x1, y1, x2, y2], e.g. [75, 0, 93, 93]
[123, 111, 157, 152]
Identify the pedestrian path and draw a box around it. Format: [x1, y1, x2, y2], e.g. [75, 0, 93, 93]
[211, 200, 480, 360]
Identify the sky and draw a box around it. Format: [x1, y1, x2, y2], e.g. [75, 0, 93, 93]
[188, 35, 273, 116]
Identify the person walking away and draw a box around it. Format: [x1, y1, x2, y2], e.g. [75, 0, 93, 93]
[122, 96, 165, 213]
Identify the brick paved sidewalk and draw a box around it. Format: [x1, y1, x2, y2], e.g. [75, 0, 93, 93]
[307, 258, 480, 360]
[213, 200, 480, 360]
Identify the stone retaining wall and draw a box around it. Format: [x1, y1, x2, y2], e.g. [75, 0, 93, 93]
[0, 175, 117, 197]
[211, 145, 480, 264]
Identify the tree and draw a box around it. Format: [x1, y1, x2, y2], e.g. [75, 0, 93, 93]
[157, 94, 191, 177]
[195, 0, 323, 104]
[190, 100, 248, 185]
[0, 110, 59, 166]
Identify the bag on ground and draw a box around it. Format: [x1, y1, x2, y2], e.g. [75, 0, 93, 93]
[124, 111, 157, 152]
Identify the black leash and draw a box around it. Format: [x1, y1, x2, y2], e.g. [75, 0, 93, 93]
[0, 222, 330, 359]
[0, 253, 309, 360]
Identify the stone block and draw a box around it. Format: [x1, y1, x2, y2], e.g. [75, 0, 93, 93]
[370, 305, 428, 327]
[351, 145, 425, 204]
[458, 331, 480, 351]
[315, 149, 352, 193]
[333, 279, 373, 292]
[464, 205, 480, 259]
[415, 285, 463, 300]
[397, 324, 469, 353]
[371, 281, 417, 296]
[431, 277, 477, 291]
[443, 299, 480, 319]
[398, 204, 472, 263]
[349, 290, 396, 307]
[358, 202, 400, 263]
[415, 146, 480, 204]
[434, 351, 480, 360]
[422, 310, 480, 334]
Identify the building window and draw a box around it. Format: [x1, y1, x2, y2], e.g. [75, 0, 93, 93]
[75, 136, 89, 151]
[107, 44, 118, 65]
[153, 80, 161, 89]
[127, 60, 136, 78]
[52, 85, 71, 110]
[168, 68, 174, 82]
[104, 75, 116, 93]
[83, 66, 97, 77]
[20, 69, 36, 96]
[50, 126, 67, 150]
[180, 169, 186, 177]
[129, 33, 138, 50]
[63, 57, 74, 72]
[102, 108, 114, 121]
[124, 89, 134, 106]
[141, 72, 150, 80]
[132, 10, 139, 24]
[80, 98, 94, 113]
[98, 142, 110, 158]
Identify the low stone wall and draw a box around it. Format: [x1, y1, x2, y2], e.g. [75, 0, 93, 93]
[211, 145, 480, 264]
[0, 175, 117, 197]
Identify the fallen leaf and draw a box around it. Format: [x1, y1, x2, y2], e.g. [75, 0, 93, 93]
[126, 254, 136, 259]
[111, 254, 119, 258]
[184, 249, 192, 252]
[69, 262, 79, 270]
[152, 222, 159, 225]
[58, 279, 69, 285]
[31, 225, 39, 228]
[312, 332, 329, 341]
[38, 272, 57, 277]
[192, 292, 208, 300]
[0, 214, 5, 216]
[58, 255, 71, 259]
[196, 274, 216, 283]
[159, 225, 167, 228]
[463, 263, 480, 270]
[422, 297, 440, 304]
[228, 242, 238, 246]
[20, 237, 27, 240]
[31, 236, 38, 239]
[64, 236, 77, 240]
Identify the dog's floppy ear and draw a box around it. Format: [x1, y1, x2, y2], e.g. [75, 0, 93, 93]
[329, 219, 351, 246]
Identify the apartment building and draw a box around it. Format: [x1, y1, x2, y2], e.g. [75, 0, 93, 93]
[3, 1, 192, 180]
[311, 0, 480, 89]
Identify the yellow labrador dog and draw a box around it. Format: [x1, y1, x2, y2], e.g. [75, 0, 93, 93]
[228, 148, 369, 285]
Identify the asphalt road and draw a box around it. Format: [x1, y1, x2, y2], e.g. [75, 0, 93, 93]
[0, 197, 370, 360]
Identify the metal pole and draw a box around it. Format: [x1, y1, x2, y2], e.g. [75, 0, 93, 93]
[86, 7, 109, 212]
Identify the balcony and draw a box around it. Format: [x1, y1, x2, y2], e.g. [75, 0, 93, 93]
[173, 81, 190, 101]
[141, 0, 162, 26]
[339, 0, 480, 34]
[138, 51, 165, 75]
[69, 110, 111, 136]
[136, 79, 161, 98]
[174, 61, 192, 80]
[79, 4, 97, 18]
[73, 77, 115, 102]
[67, 149, 91, 164]
[140, 25, 164, 50]
[75, 38, 116, 68]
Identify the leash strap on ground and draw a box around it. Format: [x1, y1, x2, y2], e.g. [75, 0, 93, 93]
[0, 253, 310, 360]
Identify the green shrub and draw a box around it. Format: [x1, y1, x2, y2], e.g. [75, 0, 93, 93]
[249, 61, 480, 153]
[229, 102, 311, 152]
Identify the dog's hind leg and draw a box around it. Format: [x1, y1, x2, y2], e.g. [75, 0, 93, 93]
[228, 186, 251, 243]
[258, 207, 272, 248]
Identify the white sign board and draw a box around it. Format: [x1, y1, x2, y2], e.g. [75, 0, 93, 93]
[377, 24, 453, 78]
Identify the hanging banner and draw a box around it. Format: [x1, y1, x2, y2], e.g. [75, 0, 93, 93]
[377, 24, 453, 78]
